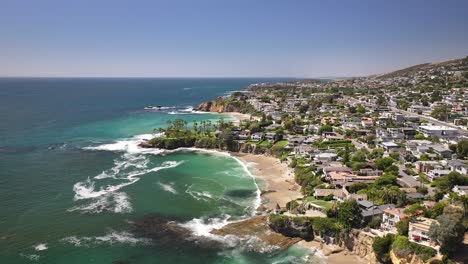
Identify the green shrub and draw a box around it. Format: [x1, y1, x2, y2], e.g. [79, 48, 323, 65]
[391, 235, 436, 261]
[373, 234, 395, 264]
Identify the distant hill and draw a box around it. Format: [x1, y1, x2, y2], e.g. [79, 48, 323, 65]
[377, 56, 468, 79]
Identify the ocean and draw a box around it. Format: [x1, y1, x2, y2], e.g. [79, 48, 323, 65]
[0, 78, 321, 263]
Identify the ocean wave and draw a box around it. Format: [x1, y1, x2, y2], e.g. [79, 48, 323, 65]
[179, 215, 232, 239]
[167, 106, 211, 115]
[69, 154, 183, 213]
[84, 133, 165, 155]
[185, 189, 213, 201]
[68, 191, 132, 214]
[61, 231, 152, 247]
[73, 160, 181, 201]
[158, 181, 177, 194]
[33, 243, 47, 251]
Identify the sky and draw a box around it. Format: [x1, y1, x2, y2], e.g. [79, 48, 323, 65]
[1, 0, 468, 78]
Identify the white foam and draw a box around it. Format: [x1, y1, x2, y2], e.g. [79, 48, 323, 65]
[68, 191, 132, 214]
[158, 182, 177, 194]
[73, 160, 182, 201]
[61, 231, 152, 247]
[167, 106, 213, 115]
[185, 189, 213, 201]
[179, 215, 231, 238]
[70, 154, 183, 213]
[33, 243, 47, 251]
[84, 133, 165, 155]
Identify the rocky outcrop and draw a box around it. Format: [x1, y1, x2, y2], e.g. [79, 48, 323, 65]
[339, 229, 378, 264]
[211, 215, 301, 251]
[268, 215, 315, 241]
[197, 99, 245, 113]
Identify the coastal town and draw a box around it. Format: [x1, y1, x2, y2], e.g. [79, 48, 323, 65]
[142, 56, 468, 264]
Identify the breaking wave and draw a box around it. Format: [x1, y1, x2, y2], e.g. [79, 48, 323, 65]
[69, 149, 183, 213]
[158, 182, 177, 194]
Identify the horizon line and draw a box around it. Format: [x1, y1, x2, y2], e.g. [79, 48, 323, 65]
[0, 76, 346, 80]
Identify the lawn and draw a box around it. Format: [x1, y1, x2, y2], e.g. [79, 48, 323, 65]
[304, 197, 334, 210]
[273, 140, 288, 148]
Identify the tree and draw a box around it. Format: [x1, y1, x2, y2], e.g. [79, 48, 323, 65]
[396, 218, 410, 236]
[375, 174, 398, 186]
[336, 199, 363, 228]
[348, 182, 368, 193]
[429, 201, 447, 219]
[318, 124, 333, 135]
[396, 99, 410, 110]
[433, 171, 468, 192]
[375, 157, 394, 171]
[456, 139, 468, 159]
[429, 214, 465, 255]
[431, 104, 449, 121]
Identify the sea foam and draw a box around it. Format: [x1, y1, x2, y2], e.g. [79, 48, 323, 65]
[61, 231, 152, 247]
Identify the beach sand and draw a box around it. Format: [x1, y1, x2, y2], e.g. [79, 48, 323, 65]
[223, 112, 252, 124]
[234, 153, 302, 210]
[298, 241, 370, 264]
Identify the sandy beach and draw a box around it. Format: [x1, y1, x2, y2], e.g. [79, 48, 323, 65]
[233, 153, 302, 210]
[223, 112, 252, 124]
[298, 241, 370, 264]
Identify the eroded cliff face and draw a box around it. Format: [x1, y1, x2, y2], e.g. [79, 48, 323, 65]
[390, 250, 426, 264]
[339, 230, 378, 264]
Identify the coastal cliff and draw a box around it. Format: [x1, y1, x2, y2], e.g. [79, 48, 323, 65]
[339, 230, 378, 263]
[390, 250, 427, 264]
[196, 98, 253, 113]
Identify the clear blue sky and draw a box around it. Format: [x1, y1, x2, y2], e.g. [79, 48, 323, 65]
[1, 0, 468, 77]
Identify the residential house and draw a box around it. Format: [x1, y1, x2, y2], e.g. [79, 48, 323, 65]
[452, 185, 468, 196]
[448, 160, 468, 175]
[250, 132, 264, 142]
[409, 217, 439, 248]
[415, 161, 440, 174]
[315, 153, 339, 162]
[361, 118, 374, 129]
[380, 141, 401, 153]
[381, 207, 423, 233]
[427, 169, 451, 181]
[287, 136, 305, 147]
[265, 123, 282, 131]
[418, 125, 458, 139]
[238, 130, 250, 140]
[430, 144, 453, 159]
[265, 132, 277, 142]
[294, 145, 314, 156]
[358, 200, 395, 223]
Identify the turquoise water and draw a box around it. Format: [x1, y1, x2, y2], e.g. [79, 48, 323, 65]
[0, 78, 320, 263]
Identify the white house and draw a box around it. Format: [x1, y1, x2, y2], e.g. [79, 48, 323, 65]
[250, 132, 264, 141]
[418, 125, 458, 139]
